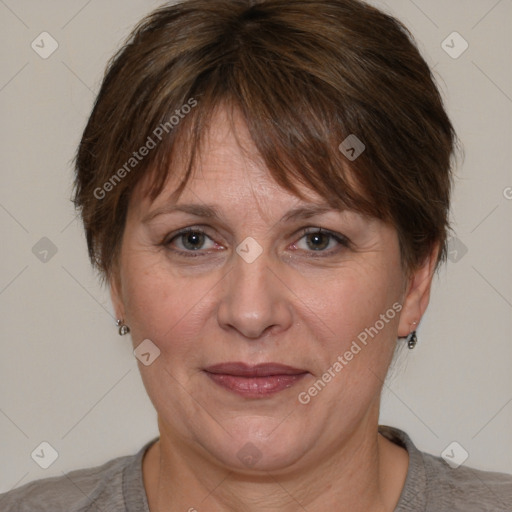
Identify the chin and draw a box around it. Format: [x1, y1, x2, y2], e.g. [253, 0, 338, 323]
[197, 415, 313, 473]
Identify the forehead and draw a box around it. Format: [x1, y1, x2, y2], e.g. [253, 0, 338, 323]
[131, 106, 330, 218]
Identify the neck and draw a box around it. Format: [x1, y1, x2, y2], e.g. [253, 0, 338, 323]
[143, 416, 408, 512]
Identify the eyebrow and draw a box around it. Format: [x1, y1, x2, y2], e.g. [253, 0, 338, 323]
[142, 203, 342, 224]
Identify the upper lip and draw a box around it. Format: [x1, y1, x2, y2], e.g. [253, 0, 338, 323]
[204, 362, 308, 377]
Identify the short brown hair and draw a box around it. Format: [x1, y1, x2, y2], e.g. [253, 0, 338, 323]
[73, 0, 457, 282]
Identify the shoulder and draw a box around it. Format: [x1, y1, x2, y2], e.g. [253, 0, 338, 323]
[0, 441, 154, 512]
[379, 425, 512, 512]
[421, 450, 512, 511]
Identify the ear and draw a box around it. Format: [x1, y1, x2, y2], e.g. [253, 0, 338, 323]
[397, 243, 439, 337]
[109, 267, 125, 322]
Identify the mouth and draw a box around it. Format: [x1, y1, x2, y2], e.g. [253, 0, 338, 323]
[203, 362, 309, 398]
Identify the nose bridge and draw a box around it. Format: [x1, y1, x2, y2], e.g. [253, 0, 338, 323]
[234, 241, 270, 296]
[217, 238, 292, 338]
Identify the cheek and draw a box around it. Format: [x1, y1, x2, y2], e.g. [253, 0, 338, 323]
[120, 252, 218, 355]
[306, 261, 403, 372]
[318, 261, 401, 329]
[293, 273, 402, 413]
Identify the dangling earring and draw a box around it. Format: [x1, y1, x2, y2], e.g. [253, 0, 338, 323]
[407, 321, 418, 349]
[116, 319, 130, 336]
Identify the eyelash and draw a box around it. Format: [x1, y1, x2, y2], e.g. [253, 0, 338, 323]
[163, 226, 350, 259]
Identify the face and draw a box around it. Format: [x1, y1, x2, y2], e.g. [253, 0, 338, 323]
[112, 106, 433, 473]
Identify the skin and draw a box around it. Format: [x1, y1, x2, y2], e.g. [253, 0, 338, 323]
[111, 106, 438, 512]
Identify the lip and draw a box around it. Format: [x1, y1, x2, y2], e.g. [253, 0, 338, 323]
[203, 362, 309, 398]
[205, 362, 307, 377]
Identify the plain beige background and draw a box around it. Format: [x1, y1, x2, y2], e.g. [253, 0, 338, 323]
[1, 0, 511, 493]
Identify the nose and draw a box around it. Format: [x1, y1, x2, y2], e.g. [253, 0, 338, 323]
[216, 243, 294, 340]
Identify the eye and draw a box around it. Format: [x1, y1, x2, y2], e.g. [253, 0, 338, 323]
[164, 226, 349, 258]
[165, 227, 220, 256]
[292, 228, 349, 256]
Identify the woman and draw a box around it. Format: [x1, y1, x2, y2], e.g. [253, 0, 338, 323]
[2, 0, 511, 510]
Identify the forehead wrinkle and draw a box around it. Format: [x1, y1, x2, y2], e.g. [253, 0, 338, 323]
[142, 106, 347, 229]
[142, 198, 345, 229]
